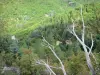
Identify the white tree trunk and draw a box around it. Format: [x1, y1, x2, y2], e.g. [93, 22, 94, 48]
[85, 52, 95, 75]
[68, 5, 96, 75]
[40, 36, 67, 75]
[83, 46, 96, 75]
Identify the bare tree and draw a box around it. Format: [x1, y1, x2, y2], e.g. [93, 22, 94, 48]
[36, 36, 67, 75]
[68, 6, 96, 75]
[1, 66, 20, 75]
[36, 60, 57, 75]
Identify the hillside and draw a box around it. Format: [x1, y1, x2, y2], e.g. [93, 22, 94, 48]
[0, 0, 100, 36]
[0, 0, 100, 75]
[0, 0, 69, 35]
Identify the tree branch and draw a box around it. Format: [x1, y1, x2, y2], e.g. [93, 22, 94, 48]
[36, 60, 56, 75]
[81, 5, 85, 43]
[68, 6, 96, 75]
[42, 36, 67, 75]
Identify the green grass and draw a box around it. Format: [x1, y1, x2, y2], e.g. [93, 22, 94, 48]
[0, 0, 69, 36]
[1, 0, 100, 36]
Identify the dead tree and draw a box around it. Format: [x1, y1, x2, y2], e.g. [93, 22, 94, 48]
[68, 6, 96, 75]
[36, 60, 57, 75]
[1, 66, 20, 75]
[36, 36, 67, 75]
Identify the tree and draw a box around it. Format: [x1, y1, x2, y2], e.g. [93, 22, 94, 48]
[68, 6, 96, 75]
[36, 36, 67, 75]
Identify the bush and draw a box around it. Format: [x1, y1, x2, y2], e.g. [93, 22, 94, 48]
[0, 36, 12, 53]
[65, 52, 89, 75]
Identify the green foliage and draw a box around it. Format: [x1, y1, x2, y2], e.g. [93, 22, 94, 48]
[18, 48, 42, 75]
[66, 52, 89, 75]
[1, 52, 15, 66]
[0, 19, 8, 36]
[0, 36, 12, 52]
[0, 0, 100, 75]
[95, 34, 100, 52]
[95, 53, 100, 75]
[0, 0, 68, 35]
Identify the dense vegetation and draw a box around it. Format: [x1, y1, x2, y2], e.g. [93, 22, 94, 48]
[0, 0, 100, 75]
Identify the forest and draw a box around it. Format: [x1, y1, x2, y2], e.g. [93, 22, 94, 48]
[0, 0, 100, 75]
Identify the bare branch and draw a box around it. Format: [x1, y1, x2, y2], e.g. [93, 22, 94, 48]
[89, 34, 94, 54]
[70, 19, 85, 47]
[85, 38, 97, 65]
[36, 60, 56, 75]
[68, 6, 96, 75]
[80, 5, 85, 43]
[42, 36, 67, 75]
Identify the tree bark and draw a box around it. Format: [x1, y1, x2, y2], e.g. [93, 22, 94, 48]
[85, 52, 96, 75]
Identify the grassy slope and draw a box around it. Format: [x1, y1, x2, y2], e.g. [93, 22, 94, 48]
[0, 0, 69, 36]
[1, 0, 100, 36]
